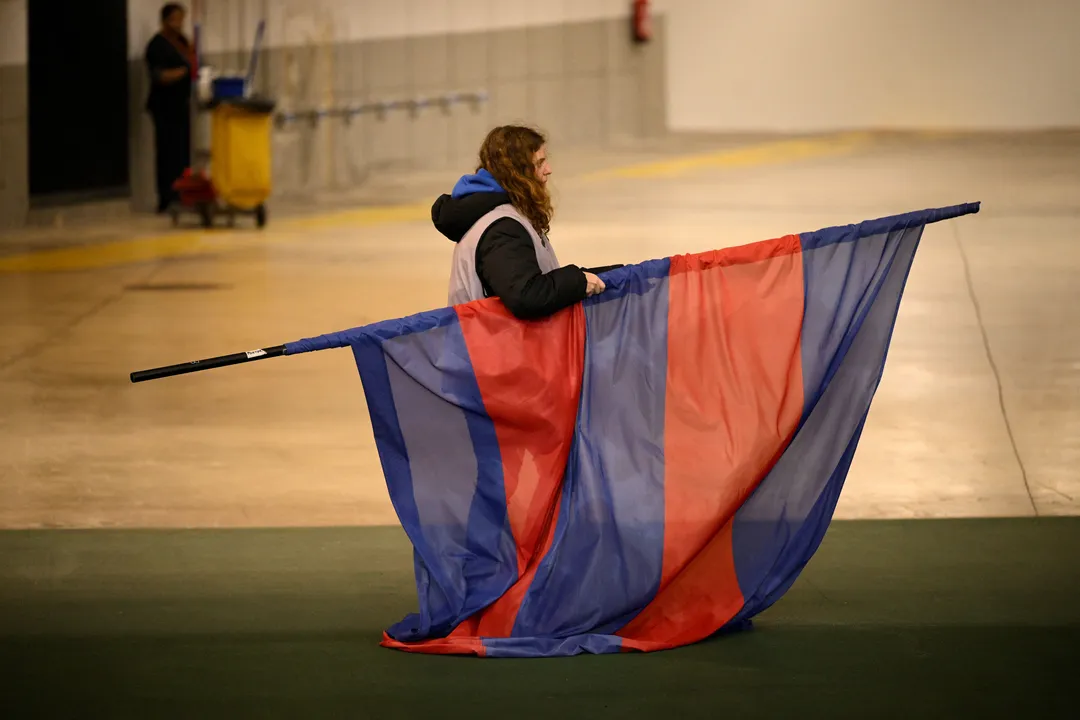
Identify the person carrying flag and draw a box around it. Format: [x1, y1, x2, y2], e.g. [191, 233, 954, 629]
[433, 125, 621, 318]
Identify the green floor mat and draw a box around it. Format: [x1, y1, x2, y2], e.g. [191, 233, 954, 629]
[1, 518, 1077, 718]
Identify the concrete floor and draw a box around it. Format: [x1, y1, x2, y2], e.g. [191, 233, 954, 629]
[1, 130, 1078, 529]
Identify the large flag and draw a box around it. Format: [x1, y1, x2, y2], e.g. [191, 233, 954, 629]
[286, 203, 979, 658]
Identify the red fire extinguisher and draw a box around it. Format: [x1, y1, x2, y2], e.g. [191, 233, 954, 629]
[632, 0, 652, 43]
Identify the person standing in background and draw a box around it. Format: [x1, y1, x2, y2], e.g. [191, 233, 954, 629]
[144, 3, 194, 213]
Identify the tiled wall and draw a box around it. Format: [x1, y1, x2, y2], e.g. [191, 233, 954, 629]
[0, 0, 28, 230]
[1, 1, 667, 226]
[128, 15, 667, 210]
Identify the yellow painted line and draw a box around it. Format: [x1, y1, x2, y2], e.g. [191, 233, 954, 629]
[0, 132, 883, 274]
[0, 230, 224, 273]
[0, 203, 430, 274]
[581, 131, 876, 181]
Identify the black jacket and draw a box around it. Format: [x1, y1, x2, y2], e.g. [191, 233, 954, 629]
[145, 33, 193, 115]
[432, 191, 622, 319]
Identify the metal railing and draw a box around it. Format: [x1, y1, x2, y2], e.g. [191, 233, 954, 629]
[273, 90, 489, 128]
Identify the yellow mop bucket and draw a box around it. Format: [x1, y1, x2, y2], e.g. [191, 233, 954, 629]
[207, 96, 276, 226]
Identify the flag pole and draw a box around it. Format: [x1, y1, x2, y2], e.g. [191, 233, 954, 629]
[130, 345, 287, 383]
[127, 204, 982, 384]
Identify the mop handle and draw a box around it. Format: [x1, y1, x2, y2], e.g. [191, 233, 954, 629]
[130, 344, 286, 383]
[245, 20, 266, 92]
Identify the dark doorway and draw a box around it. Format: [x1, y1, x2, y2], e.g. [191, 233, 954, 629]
[27, 0, 129, 204]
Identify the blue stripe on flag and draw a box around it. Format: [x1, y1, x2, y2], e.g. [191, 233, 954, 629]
[510, 262, 671, 638]
[727, 224, 925, 625]
[481, 633, 626, 658]
[353, 313, 518, 642]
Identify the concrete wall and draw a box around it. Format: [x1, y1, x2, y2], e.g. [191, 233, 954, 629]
[667, 0, 1080, 133]
[128, 0, 163, 215]
[128, 0, 669, 211]
[0, 0, 667, 226]
[0, 0, 28, 230]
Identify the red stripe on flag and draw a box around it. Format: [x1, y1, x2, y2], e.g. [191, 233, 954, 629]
[452, 300, 585, 636]
[472, 487, 564, 638]
[380, 632, 488, 657]
[443, 489, 565, 641]
[618, 234, 806, 648]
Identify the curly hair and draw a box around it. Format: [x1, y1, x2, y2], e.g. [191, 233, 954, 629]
[477, 125, 553, 235]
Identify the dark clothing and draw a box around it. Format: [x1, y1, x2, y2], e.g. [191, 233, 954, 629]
[152, 112, 191, 213]
[145, 32, 193, 114]
[433, 185, 623, 319]
[145, 32, 193, 211]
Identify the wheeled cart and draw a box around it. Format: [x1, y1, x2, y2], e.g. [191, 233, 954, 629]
[171, 95, 276, 229]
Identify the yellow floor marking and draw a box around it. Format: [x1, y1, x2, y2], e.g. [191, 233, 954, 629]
[0, 204, 430, 274]
[581, 131, 876, 181]
[0, 133, 880, 273]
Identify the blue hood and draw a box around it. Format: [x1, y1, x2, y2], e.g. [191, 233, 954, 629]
[433, 168, 512, 243]
[451, 168, 504, 198]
